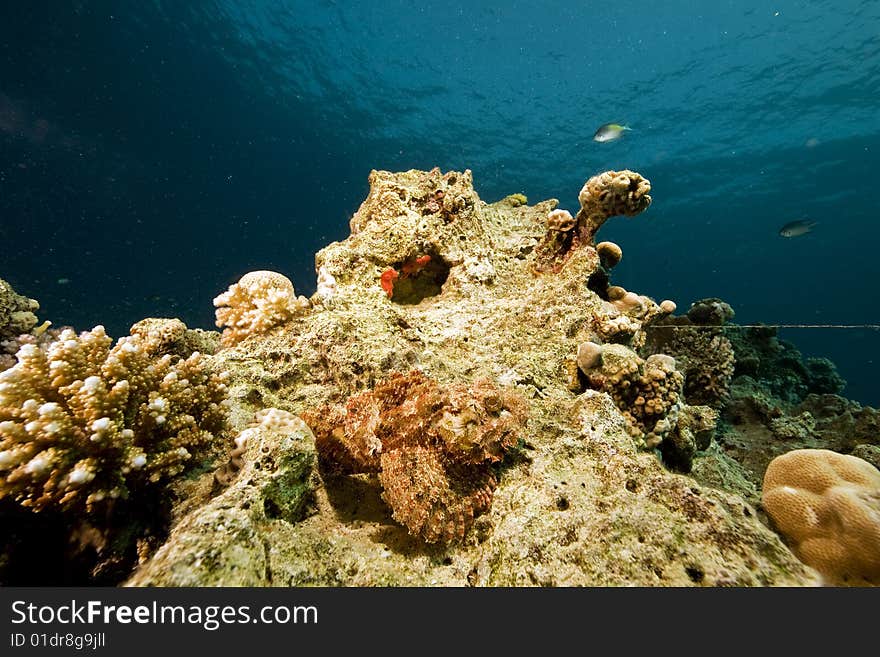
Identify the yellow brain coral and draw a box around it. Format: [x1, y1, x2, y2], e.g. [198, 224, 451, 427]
[213, 270, 310, 347]
[762, 448, 880, 585]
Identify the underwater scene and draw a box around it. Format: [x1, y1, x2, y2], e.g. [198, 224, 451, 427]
[0, 1, 878, 586]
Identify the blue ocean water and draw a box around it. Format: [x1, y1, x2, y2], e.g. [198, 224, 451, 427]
[0, 1, 877, 404]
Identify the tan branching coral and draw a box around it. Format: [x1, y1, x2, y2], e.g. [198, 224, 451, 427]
[0, 325, 230, 512]
[304, 370, 528, 544]
[762, 449, 880, 585]
[213, 270, 310, 347]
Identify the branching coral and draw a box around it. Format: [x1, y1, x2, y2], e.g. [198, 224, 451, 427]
[213, 270, 310, 347]
[304, 370, 528, 544]
[0, 325, 230, 512]
[762, 448, 880, 585]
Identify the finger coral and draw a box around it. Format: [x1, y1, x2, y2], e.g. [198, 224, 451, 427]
[762, 448, 880, 585]
[213, 270, 310, 347]
[304, 370, 528, 544]
[0, 325, 230, 512]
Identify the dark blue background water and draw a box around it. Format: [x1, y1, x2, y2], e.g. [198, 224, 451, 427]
[1, 1, 877, 404]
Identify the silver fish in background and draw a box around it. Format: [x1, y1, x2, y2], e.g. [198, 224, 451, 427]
[778, 219, 818, 238]
[593, 123, 632, 142]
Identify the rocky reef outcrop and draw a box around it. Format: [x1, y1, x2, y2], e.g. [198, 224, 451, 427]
[121, 168, 821, 586]
[6, 168, 876, 586]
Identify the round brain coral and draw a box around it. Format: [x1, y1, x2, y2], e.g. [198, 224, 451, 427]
[762, 448, 880, 585]
[213, 270, 310, 347]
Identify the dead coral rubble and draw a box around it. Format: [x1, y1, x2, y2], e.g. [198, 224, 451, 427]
[304, 371, 528, 544]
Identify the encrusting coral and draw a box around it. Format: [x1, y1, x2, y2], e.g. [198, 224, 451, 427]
[304, 370, 528, 544]
[0, 325, 230, 512]
[762, 448, 880, 585]
[213, 270, 310, 347]
[574, 340, 718, 472]
[129, 317, 221, 358]
[0, 278, 40, 341]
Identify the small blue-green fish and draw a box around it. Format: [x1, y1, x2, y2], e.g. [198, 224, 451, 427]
[778, 219, 817, 238]
[593, 123, 632, 142]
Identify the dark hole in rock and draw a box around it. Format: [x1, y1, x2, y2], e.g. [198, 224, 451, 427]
[389, 253, 451, 305]
[686, 565, 705, 583]
[625, 479, 639, 493]
[263, 496, 281, 519]
[587, 270, 611, 299]
[556, 496, 570, 511]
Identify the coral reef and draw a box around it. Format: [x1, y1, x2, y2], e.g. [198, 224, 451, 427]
[127, 408, 318, 586]
[576, 170, 653, 242]
[0, 278, 40, 341]
[0, 325, 230, 511]
[214, 270, 310, 347]
[572, 341, 718, 472]
[0, 278, 52, 371]
[304, 371, 528, 544]
[762, 449, 880, 585]
[129, 317, 221, 357]
[726, 324, 845, 403]
[7, 167, 836, 586]
[575, 342, 684, 448]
